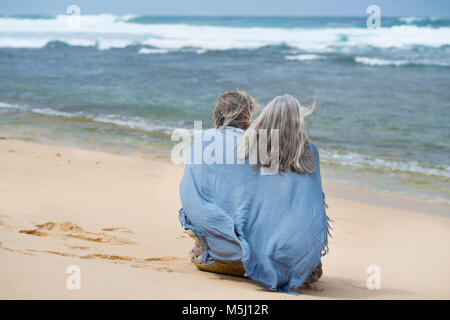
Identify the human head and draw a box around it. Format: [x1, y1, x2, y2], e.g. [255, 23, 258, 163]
[213, 90, 259, 130]
[244, 94, 316, 174]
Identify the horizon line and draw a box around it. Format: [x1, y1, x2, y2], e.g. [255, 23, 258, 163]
[1, 13, 450, 18]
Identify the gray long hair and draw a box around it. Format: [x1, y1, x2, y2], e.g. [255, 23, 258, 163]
[242, 94, 316, 174]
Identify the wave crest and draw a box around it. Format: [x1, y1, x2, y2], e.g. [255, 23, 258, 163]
[0, 102, 175, 134]
[1, 15, 450, 52]
[321, 149, 450, 179]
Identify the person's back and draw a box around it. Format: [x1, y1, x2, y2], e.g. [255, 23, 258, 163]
[180, 89, 258, 264]
[179, 93, 330, 293]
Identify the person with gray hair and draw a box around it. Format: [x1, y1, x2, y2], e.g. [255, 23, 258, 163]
[242, 93, 316, 174]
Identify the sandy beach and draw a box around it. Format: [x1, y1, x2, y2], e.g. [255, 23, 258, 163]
[0, 138, 449, 299]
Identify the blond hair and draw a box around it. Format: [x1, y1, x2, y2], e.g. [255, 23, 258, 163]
[213, 90, 259, 130]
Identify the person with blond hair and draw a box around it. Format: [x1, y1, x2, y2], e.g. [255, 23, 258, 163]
[212, 89, 258, 130]
[179, 92, 329, 293]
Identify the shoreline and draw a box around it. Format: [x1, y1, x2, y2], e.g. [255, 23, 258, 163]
[1, 138, 449, 299]
[324, 182, 449, 218]
[2, 135, 448, 216]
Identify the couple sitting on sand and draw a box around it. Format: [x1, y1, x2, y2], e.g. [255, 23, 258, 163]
[178, 90, 330, 293]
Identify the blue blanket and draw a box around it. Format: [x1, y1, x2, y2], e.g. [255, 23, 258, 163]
[179, 127, 331, 293]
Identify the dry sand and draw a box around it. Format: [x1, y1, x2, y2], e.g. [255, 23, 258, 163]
[0, 138, 449, 299]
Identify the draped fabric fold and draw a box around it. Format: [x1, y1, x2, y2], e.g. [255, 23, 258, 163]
[179, 127, 330, 293]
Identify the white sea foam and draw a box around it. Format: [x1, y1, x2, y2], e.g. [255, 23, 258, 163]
[91, 114, 173, 133]
[0, 102, 175, 133]
[285, 54, 322, 61]
[121, 15, 138, 22]
[31, 108, 84, 118]
[354, 56, 450, 67]
[0, 15, 449, 52]
[354, 57, 409, 66]
[0, 102, 27, 110]
[96, 38, 136, 50]
[0, 37, 60, 48]
[0, 36, 136, 50]
[321, 149, 450, 179]
[138, 48, 170, 54]
[0, 102, 16, 108]
[399, 17, 426, 24]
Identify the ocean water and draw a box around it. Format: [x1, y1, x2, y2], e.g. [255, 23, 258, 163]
[0, 15, 449, 204]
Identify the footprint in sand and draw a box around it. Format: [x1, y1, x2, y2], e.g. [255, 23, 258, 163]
[154, 266, 174, 273]
[80, 254, 136, 262]
[19, 228, 49, 236]
[102, 227, 133, 233]
[340, 279, 368, 290]
[18, 245, 183, 273]
[27, 249, 77, 257]
[19, 221, 136, 245]
[145, 256, 182, 262]
[130, 264, 174, 273]
[80, 254, 181, 263]
[79, 253, 184, 273]
[0, 244, 38, 256]
[67, 245, 91, 250]
[17, 221, 186, 273]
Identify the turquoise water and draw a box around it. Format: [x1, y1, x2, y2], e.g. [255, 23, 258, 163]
[0, 15, 449, 204]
